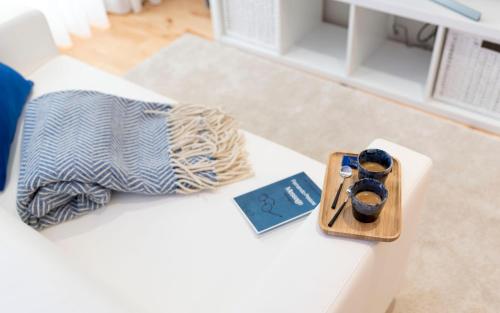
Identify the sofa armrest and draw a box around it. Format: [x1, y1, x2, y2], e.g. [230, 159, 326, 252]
[229, 139, 432, 313]
[0, 6, 58, 76]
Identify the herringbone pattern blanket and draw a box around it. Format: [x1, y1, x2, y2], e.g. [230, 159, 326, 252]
[17, 90, 251, 229]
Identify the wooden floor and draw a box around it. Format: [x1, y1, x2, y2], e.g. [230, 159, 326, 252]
[62, 0, 213, 75]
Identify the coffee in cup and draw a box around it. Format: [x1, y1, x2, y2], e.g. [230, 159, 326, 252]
[357, 149, 393, 183]
[350, 178, 388, 223]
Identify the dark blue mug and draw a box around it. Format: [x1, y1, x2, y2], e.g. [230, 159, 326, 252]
[357, 149, 393, 183]
[350, 178, 388, 223]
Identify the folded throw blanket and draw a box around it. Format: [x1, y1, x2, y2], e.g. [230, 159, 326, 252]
[17, 90, 252, 229]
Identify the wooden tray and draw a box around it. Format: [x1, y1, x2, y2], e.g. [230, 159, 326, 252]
[318, 152, 401, 242]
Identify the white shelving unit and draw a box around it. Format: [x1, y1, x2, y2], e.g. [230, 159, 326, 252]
[210, 0, 500, 134]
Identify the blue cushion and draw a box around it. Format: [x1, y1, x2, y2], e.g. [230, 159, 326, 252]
[0, 63, 33, 191]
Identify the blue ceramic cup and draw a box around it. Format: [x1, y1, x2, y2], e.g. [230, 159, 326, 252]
[357, 149, 393, 183]
[350, 178, 388, 223]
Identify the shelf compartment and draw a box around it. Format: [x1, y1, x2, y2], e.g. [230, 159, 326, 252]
[348, 6, 438, 102]
[284, 22, 348, 77]
[281, 0, 350, 77]
[351, 40, 433, 102]
[219, 0, 279, 50]
[433, 29, 500, 118]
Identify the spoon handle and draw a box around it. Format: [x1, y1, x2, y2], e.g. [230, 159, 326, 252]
[331, 179, 344, 210]
[328, 197, 348, 227]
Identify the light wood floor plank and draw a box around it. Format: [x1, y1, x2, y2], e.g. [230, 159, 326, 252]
[62, 0, 213, 75]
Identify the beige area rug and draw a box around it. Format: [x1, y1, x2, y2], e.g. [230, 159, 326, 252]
[125, 34, 500, 313]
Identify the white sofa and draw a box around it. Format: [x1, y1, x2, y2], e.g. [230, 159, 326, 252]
[0, 7, 432, 313]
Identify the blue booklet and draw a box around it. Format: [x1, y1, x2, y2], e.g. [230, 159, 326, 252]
[234, 172, 322, 234]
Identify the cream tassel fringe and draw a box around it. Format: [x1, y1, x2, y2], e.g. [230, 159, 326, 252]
[145, 104, 253, 194]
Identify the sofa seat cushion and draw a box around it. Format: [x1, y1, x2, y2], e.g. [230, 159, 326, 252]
[0, 55, 326, 312]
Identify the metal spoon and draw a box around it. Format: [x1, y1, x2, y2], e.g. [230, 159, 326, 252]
[331, 165, 352, 210]
[328, 188, 351, 227]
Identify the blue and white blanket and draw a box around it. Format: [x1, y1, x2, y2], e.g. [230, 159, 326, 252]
[17, 90, 251, 229]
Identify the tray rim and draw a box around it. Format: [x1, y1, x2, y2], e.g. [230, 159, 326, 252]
[318, 151, 402, 242]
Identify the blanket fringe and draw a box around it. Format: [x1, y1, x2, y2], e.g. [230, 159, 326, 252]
[146, 104, 253, 193]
